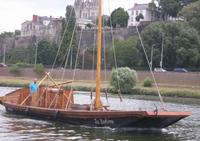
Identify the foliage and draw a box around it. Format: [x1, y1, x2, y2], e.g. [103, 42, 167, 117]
[86, 23, 92, 29]
[7, 47, 30, 64]
[179, 0, 200, 33]
[102, 15, 110, 27]
[14, 30, 21, 36]
[33, 64, 44, 75]
[159, 0, 181, 18]
[60, 5, 77, 68]
[0, 32, 14, 38]
[9, 64, 20, 74]
[139, 21, 200, 69]
[7, 40, 57, 66]
[109, 37, 141, 68]
[133, 87, 200, 99]
[96, 15, 110, 27]
[179, 0, 199, 6]
[16, 62, 32, 68]
[136, 13, 144, 22]
[37, 40, 57, 65]
[110, 7, 129, 28]
[143, 77, 153, 87]
[110, 67, 137, 94]
[153, 0, 198, 20]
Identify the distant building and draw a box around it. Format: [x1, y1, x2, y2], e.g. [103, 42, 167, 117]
[21, 15, 62, 38]
[127, 3, 159, 27]
[74, 0, 98, 28]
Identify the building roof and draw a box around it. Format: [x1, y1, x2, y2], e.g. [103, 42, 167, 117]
[129, 3, 149, 10]
[21, 20, 31, 25]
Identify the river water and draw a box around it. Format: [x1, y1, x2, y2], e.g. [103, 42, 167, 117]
[0, 87, 199, 141]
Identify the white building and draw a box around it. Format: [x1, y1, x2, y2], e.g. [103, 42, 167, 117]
[128, 3, 158, 27]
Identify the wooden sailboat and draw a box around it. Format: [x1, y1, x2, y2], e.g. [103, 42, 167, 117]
[0, 0, 191, 129]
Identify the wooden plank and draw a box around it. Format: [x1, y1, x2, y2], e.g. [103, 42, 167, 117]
[20, 95, 30, 105]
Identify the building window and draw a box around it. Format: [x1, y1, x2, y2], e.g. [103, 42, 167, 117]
[131, 10, 134, 15]
[131, 17, 133, 22]
[136, 10, 138, 16]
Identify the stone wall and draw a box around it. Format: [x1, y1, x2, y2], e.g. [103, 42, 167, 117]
[77, 27, 138, 49]
[0, 27, 138, 55]
[0, 35, 60, 54]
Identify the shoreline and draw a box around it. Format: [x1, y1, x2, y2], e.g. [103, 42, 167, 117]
[0, 79, 200, 105]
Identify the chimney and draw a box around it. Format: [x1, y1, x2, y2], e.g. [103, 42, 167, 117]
[32, 14, 38, 22]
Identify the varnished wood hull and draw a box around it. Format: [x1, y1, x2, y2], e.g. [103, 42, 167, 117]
[0, 88, 191, 129]
[2, 102, 190, 129]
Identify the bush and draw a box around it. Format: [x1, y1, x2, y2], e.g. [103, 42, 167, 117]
[109, 67, 137, 94]
[33, 64, 45, 75]
[143, 77, 153, 87]
[16, 62, 32, 68]
[9, 64, 20, 74]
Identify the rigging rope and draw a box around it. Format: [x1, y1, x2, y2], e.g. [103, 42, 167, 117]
[61, 23, 77, 81]
[127, 0, 147, 110]
[136, 25, 165, 110]
[102, 1, 109, 105]
[90, 16, 97, 93]
[72, 28, 83, 83]
[51, 6, 74, 73]
[107, 0, 123, 102]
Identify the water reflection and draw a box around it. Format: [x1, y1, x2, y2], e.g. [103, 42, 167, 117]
[0, 112, 182, 141]
[0, 87, 199, 141]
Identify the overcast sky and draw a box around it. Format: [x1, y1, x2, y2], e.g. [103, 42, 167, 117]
[0, 0, 151, 33]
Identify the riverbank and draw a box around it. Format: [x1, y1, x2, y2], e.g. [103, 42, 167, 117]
[0, 76, 200, 100]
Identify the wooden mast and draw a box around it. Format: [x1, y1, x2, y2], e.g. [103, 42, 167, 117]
[95, 0, 102, 110]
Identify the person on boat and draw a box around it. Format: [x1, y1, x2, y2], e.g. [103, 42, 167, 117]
[29, 78, 39, 106]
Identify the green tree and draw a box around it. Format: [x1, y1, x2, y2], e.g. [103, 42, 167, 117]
[155, 0, 198, 20]
[14, 30, 21, 36]
[136, 13, 144, 22]
[179, 0, 200, 33]
[110, 7, 129, 28]
[86, 23, 92, 29]
[140, 21, 200, 69]
[7, 47, 29, 64]
[0, 32, 14, 38]
[159, 0, 182, 19]
[37, 40, 57, 65]
[60, 5, 77, 68]
[109, 37, 140, 68]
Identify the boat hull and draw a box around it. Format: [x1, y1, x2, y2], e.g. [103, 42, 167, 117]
[3, 102, 190, 129]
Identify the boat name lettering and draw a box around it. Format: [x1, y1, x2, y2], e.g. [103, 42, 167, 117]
[94, 119, 114, 125]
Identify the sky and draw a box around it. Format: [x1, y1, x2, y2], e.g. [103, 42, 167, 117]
[0, 0, 151, 33]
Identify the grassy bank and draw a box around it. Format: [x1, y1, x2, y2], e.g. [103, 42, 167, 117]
[0, 76, 200, 99]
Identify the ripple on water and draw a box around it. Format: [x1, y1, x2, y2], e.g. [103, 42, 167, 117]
[0, 88, 200, 141]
